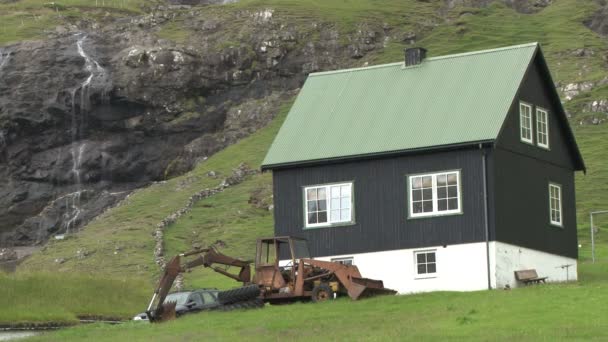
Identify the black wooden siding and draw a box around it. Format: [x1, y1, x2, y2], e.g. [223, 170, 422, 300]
[272, 148, 488, 258]
[491, 148, 577, 258]
[497, 56, 578, 170]
[491, 55, 578, 259]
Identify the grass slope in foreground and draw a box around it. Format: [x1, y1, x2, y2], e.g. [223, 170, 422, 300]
[25, 262, 608, 341]
[0, 273, 148, 325]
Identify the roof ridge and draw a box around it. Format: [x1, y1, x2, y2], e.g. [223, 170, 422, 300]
[427, 42, 538, 62]
[308, 42, 538, 78]
[309, 61, 403, 77]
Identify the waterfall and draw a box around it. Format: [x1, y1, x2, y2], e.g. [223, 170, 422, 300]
[0, 49, 10, 77]
[61, 34, 109, 234]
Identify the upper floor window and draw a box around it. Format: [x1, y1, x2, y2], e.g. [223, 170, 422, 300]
[408, 170, 461, 218]
[305, 182, 353, 228]
[536, 107, 549, 149]
[519, 102, 533, 144]
[549, 183, 563, 227]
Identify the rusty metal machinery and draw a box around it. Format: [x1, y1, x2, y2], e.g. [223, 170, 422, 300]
[146, 237, 396, 322]
[145, 246, 251, 322]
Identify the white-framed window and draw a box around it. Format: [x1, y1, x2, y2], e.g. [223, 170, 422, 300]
[331, 257, 354, 266]
[305, 182, 353, 228]
[408, 171, 461, 218]
[536, 107, 549, 149]
[520, 102, 533, 144]
[414, 250, 437, 276]
[549, 183, 563, 227]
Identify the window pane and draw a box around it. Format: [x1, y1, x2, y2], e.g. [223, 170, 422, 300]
[341, 197, 350, 209]
[331, 210, 340, 222]
[448, 186, 458, 198]
[318, 211, 327, 223]
[417, 253, 426, 263]
[307, 201, 317, 212]
[308, 213, 317, 224]
[307, 189, 317, 201]
[317, 188, 326, 200]
[422, 176, 432, 188]
[413, 202, 423, 213]
[417, 264, 426, 274]
[437, 174, 447, 186]
[426, 253, 435, 262]
[437, 187, 447, 199]
[438, 199, 447, 211]
[412, 177, 422, 189]
[448, 199, 458, 210]
[318, 199, 327, 211]
[331, 198, 340, 210]
[341, 185, 351, 197]
[423, 188, 432, 200]
[341, 209, 351, 221]
[427, 263, 436, 273]
[423, 201, 433, 212]
[447, 173, 457, 185]
[413, 189, 422, 201]
[331, 186, 340, 198]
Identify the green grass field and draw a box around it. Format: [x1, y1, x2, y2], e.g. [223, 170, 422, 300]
[21, 262, 608, 341]
[0, 273, 148, 325]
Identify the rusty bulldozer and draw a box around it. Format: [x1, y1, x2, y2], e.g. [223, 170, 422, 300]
[146, 236, 396, 322]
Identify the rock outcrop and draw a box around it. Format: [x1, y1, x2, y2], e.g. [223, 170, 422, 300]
[0, 7, 389, 246]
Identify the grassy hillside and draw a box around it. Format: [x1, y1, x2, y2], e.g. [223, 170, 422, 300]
[0, 0, 151, 45]
[1, 2, 605, 332]
[18, 0, 608, 280]
[20, 100, 292, 282]
[25, 263, 608, 341]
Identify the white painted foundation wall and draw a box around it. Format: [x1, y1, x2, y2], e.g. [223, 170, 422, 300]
[313, 242, 491, 294]
[286, 241, 577, 294]
[493, 241, 577, 288]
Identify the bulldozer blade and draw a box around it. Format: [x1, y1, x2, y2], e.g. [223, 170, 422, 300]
[348, 277, 397, 300]
[301, 258, 397, 300]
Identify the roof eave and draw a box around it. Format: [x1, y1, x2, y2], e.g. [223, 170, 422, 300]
[261, 140, 495, 171]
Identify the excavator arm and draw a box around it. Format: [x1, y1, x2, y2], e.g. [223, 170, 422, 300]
[145, 246, 251, 322]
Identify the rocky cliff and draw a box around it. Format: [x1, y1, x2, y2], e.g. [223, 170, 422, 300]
[1, 0, 608, 248]
[0, 3, 391, 246]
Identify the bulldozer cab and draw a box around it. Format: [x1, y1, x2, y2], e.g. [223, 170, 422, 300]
[254, 237, 310, 290]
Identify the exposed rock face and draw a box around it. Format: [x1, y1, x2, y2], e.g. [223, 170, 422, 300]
[442, 0, 552, 14]
[585, 4, 608, 36]
[0, 8, 388, 246]
[584, 99, 608, 113]
[560, 81, 595, 101]
[167, 0, 238, 4]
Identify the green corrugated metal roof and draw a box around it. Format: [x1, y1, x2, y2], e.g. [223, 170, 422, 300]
[262, 43, 539, 168]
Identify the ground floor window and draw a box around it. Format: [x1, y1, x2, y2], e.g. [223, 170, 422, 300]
[331, 257, 354, 266]
[414, 250, 437, 276]
[304, 182, 353, 228]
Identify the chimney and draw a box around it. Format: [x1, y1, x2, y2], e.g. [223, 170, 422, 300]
[405, 47, 427, 66]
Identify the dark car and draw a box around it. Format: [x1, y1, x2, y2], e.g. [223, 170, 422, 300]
[133, 288, 220, 321]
